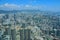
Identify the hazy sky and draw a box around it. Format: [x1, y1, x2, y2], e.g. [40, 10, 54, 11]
[0, 0, 60, 12]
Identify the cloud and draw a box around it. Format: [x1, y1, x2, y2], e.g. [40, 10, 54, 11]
[0, 3, 21, 10]
[0, 3, 43, 10]
[4, 3, 20, 7]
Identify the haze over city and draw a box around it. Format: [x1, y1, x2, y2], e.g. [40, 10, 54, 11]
[0, 0, 60, 12]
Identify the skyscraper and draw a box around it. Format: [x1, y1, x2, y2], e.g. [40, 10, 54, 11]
[20, 28, 31, 40]
[11, 29, 16, 40]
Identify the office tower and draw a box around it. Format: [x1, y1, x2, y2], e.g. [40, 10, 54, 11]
[3, 26, 11, 40]
[3, 35, 11, 40]
[20, 29, 24, 40]
[0, 29, 3, 40]
[4, 27, 11, 35]
[20, 28, 31, 40]
[24, 29, 31, 40]
[11, 29, 16, 40]
[56, 30, 60, 37]
[0, 37, 2, 40]
[0, 27, 4, 40]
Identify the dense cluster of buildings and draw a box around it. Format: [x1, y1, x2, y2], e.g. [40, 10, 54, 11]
[0, 11, 60, 40]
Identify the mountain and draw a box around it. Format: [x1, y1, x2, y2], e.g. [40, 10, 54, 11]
[0, 10, 60, 16]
